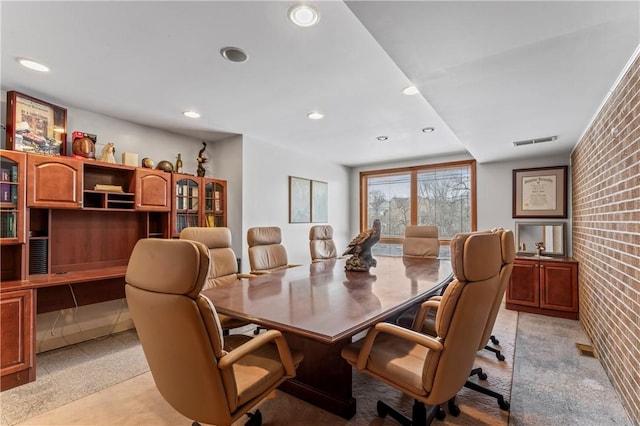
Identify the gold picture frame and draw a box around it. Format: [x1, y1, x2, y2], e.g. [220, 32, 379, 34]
[5, 91, 67, 156]
[513, 166, 568, 218]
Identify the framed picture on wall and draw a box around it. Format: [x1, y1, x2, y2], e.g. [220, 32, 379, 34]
[5, 91, 67, 156]
[289, 176, 311, 223]
[513, 165, 568, 218]
[311, 180, 328, 222]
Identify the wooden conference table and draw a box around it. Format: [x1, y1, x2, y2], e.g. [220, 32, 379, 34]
[201, 256, 453, 419]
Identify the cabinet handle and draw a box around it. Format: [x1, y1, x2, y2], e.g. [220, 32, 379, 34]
[540, 264, 544, 268]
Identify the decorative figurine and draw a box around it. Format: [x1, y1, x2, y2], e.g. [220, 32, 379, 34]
[141, 158, 154, 168]
[343, 219, 382, 272]
[97, 142, 116, 163]
[197, 142, 207, 177]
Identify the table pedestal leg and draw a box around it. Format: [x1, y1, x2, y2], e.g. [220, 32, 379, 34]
[279, 332, 356, 419]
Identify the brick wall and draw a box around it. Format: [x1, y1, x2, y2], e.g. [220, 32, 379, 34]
[571, 54, 640, 424]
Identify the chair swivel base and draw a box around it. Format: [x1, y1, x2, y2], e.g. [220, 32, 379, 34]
[192, 409, 262, 426]
[484, 344, 506, 361]
[376, 399, 444, 426]
[464, 380, 511, 410]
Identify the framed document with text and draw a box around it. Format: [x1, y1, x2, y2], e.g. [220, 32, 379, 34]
[5, 91, 67, 156]
[513, 166, 567, 218]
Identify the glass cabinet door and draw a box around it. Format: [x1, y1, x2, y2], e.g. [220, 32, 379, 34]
[1, 152, 25, 243]
[174, 176, 200, 235]
[203, 180, 226, 227]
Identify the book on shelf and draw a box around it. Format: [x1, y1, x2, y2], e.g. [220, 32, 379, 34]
[94, 184, 124, 192]
[0, 212, 16, 238]
[0, 183, 12, 203]
[1, 167, 10, 182]
[191, 186, 198, 210]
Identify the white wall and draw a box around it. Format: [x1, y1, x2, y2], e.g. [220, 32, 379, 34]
[207, 135, 243, 256]
[242, 136, 351, 271]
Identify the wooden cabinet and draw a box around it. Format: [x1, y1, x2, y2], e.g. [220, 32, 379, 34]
[0, 150, 175, 390]
[172, 174, 227, 236]
[27, 154, 82, 209]
[134, 169, 171, 211]
[0, 289, 35, 391]
[506, 256, 579, 319]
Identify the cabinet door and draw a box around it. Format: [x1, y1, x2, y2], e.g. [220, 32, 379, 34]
[27, 154, 82, 208]
[172, 175, 200, 236]
[540, 261, 578, 312]
[1, 150, 26, 244]
[507, 259, 540, 307]
[202, 179, 227, 227]
[1, 289, 35, 390]
[134, 169, 170, 211]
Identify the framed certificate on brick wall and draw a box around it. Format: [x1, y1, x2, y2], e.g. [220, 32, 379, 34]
[513, 166, 568, 218]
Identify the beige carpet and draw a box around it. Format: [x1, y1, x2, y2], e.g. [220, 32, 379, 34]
[11, 305, 516, 426]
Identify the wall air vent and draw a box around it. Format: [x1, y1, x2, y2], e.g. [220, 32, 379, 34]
[513, 135, 558, 147]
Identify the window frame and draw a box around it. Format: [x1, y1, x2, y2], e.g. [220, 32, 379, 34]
[359, 159, 477, 245]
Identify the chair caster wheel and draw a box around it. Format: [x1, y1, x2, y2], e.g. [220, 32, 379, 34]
[435, 406, 446, 420]
[376, 400, 388, 418]
[497, 353, 506, 361]
[479, 372, 488, 380]
[245, 410, 262, 425]
[499, 400, 511, 411]
[447, 400, 461, 417]
[490, 335, 500, 345]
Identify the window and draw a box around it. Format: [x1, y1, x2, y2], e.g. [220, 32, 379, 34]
[361, 160, 476, 244]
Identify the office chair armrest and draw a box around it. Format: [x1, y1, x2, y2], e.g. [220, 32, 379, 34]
[411, 299, 441, 331]
[237, 273, 257, 279]
[218, 330, 298, 376]
[355, 322, 443, 370]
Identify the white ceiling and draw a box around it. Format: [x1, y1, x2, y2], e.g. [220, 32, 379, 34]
[1, 1, 638, 167]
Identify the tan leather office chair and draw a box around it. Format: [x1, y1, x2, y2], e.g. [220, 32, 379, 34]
[309, 224, 338, 262]
[247, 226, 298, 274]
[396, 225, 442, 327]
[179, 227, 253, 333]
[402, 225, 440, 258]
[342, 231, 503, 424]
[410, 228, 515, 413]
[125, 238, 303, 426]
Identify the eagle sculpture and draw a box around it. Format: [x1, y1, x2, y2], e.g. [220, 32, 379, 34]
[343, 219, 382, 271]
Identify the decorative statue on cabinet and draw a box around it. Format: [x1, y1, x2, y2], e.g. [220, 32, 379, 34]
[97, 142, 116, 164]
[197, 142, 207, 177]
[343, 219, 382, 272]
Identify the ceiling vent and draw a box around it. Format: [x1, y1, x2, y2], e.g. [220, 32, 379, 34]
[513, 135, 558, 147]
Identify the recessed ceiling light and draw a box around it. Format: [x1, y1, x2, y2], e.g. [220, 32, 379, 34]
[220, 47, 248, 63]
[288, 4, 320, 27]
[18, 58, 49, 72]
[307, 112, 324, 120]
[376, 136, 389, 141]
[183, 111, 201, 118]
[402, 86, 419, 95]
[422, 127, 435, 133]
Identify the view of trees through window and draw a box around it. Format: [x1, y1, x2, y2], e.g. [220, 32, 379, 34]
[363, 161, 475, 241]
